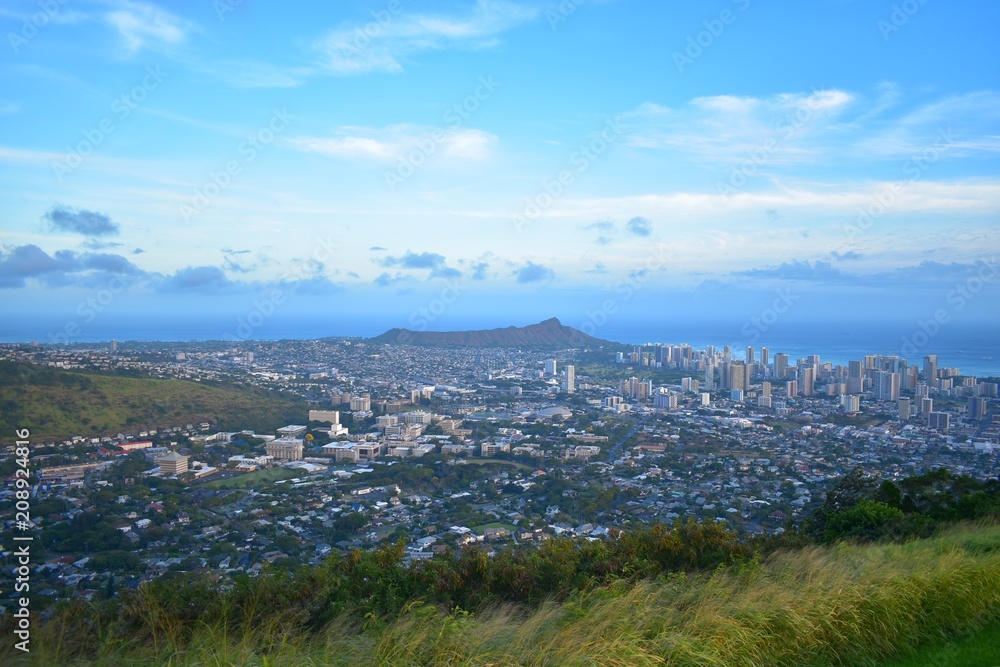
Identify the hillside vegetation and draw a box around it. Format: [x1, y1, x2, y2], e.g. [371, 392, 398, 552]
[0, 361, 308, 441]
[3, 521, 998, 666]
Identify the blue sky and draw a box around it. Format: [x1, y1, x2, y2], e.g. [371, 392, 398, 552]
[1, 0, 999, 345]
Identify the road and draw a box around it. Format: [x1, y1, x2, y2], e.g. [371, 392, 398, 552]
[606, 416, 648, 462]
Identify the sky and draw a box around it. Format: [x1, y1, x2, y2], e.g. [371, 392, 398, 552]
[1, 0, 999, 351]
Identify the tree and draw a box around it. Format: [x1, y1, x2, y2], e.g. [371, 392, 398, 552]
[823, 500, 903, 542]
[823, 466, 877, 514]
[875, 480, 903, 510]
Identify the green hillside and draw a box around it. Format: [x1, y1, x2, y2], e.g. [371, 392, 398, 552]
[0, 361, 309, 441]
[6, 521, 1000, 666]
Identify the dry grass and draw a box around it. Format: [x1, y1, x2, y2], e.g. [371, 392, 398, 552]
[17, 522, 1000, 667]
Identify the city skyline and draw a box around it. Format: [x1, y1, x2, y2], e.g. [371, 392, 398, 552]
[1, 0, 999, 343]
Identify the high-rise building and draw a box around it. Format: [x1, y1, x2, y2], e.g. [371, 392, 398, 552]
[729, 361, 748, 393]
[545, 359, 557, 375]
[704, 363, 715, 390]
[875, 371, 901, 402]
[741, 363, 751, 391]
[637, 380, 652, 400]
[921, 397, 934, 415]
[655, 346, 668, 365]
[968, 397, 987, 420]
[309, 410, 341, 424]
[774, 353, 789, 379]
[927, 411, 950, 430]
[786, 380, 798, 397]
[923, 355, 938, 386]
[653, 393, 678, 410]
[746, 346, 755, 364]
[897, 398, 911, 420]
[760, 347, 769, 367]
[564, 365, 575, 393]
[849, 360, 863, 379]
[798, 366, 814, 397]
[761, 381, 771, 397]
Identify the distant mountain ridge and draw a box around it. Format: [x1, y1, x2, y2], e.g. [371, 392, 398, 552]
[369, 317, 610, 347]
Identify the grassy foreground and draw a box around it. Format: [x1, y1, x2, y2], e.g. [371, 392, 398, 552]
[878, 620, 1000, 667]
[13, 521, 1000, 666]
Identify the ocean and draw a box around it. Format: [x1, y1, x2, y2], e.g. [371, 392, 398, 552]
[2, 315, 998, 378]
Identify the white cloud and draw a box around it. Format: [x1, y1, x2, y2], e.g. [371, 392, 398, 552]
[202, 62, 313, 89]
[288, 124, 498, 162]
[317, 0, 539, 75]
[626, 88, 1000, 171]
[857, 91, 1000, 156]
[105, 0, 188, 53]
[624, 88, 855, 165]
[538, 179, 1000, 224]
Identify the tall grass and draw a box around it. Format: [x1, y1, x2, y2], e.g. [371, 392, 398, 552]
[13, 521, 1000, 666]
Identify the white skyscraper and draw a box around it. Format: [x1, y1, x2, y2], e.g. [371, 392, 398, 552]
[545, 359, 557, 375]
[564, 365, 575, 393]
[875, 371, 901, 402]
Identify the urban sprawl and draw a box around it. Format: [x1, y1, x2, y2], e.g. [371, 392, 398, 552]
[2, 339, 998, 612]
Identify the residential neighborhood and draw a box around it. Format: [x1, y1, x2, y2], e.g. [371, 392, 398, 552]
[1, 339, 997, 613]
